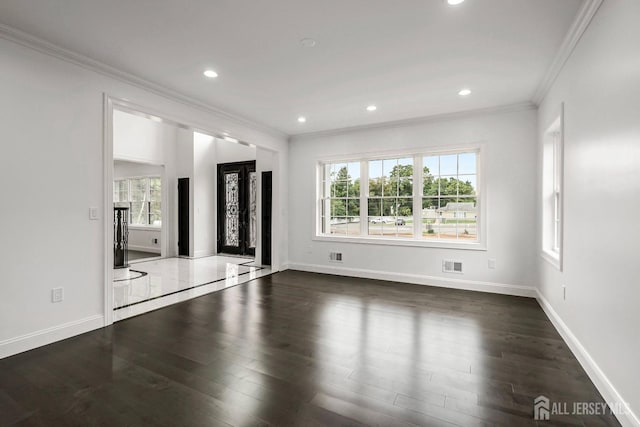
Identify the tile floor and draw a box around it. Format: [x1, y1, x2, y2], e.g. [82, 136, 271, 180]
[113, 255, 272, 321]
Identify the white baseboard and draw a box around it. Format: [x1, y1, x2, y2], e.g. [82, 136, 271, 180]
[128, 244, 161, 254]
[286, 262, 536, 297]
[194, 249, 216, 258]
[0, 315, 104, 359]
[536, 291, 639, 427]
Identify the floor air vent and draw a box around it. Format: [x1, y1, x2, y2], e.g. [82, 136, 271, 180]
[443, 260, 463, 273]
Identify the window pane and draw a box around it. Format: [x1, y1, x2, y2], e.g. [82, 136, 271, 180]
[458, 175, 477, 195]
[456, 197, 477, 240]
[130, 201, 149, 225]
[423, 174, 438, 196]
[150, 201, 162, 226]
[398, 177, 413, 197]
[440, 154, 457, 176]
[368, 198, 382, 216]
[347, 218, 361, 236]
[332, 181, 348, 197]
[330, 163, 347, 181]
[382, 199, 395, 216]
[458, 152, 477, 175]
[369, 176, 385, 197]
[149, 178, 161, 202]
[130, 178, 147, 202]
[439, 177, 458, 196]
[113, 180, 128, 202]
[423, 156, 439, 177]
[396, 197, 413, 217]
[369, 160, 383, 179]
[330, 217, 345, 235]
[347, 199, 360, 217]
[330, 199, 347, 216]
[347, 162, 360, 197]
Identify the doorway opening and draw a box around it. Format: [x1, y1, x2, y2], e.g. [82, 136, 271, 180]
[113, 159, 165, 263]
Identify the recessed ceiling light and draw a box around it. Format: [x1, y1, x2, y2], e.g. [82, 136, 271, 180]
[447, 0, 465, 5]
[298, 116, 307, 123]
[300, 38, 317, 48]
[366, 105, 377, 112]
[203, 69, 218, 78]
[458, 88, 472, 96]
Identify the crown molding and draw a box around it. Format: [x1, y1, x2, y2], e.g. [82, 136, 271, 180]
[532, 0, 604, 105]
[290, 101, 537, 141]
[0, 23, 287, 140]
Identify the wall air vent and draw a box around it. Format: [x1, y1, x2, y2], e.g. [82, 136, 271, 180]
[329, 252, 343, 262]
[443, 260, 463, 274]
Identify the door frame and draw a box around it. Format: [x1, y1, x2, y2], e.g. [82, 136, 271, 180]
[217, 160, 256, 256]
[103, 94, 280, 327]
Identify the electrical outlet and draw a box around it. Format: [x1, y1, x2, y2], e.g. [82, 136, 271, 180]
[52, 287, 64, 303]
[488, 259, 496, 269]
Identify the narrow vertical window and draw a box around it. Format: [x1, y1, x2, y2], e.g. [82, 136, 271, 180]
[542, 106, 563, 269]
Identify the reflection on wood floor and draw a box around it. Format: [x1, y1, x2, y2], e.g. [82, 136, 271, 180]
[0, 271, 621, 426]
[113, 255, 271, 321]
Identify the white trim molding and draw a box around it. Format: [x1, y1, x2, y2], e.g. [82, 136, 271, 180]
[291, 102, 536, 140]
[536, 291, 640, 427]
[288, 262, 536, 298]
[0, 23, 286, 140]
[532, 0, 604, 105]
[0, 315, 104, 359]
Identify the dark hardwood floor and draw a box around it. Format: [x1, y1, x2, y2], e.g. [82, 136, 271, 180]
[0, 271, 620, 426]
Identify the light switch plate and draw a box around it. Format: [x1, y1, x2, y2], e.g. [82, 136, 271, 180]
[89, 207, 99, 220]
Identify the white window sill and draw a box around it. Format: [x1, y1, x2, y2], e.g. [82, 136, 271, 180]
[313, 234, 486, 251]
[129, 225, 162, 231]
[541, 249, 562, 271]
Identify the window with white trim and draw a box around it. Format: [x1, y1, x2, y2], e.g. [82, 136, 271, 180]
[542, 111, 563, 268]
[113, 176, 162, 226]
[318, 149, 480, 244]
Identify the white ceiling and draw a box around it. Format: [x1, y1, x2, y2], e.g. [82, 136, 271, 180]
[0, 0, 583, 135]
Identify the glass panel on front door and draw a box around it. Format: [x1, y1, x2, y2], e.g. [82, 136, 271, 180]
[249, 172, 257, 249]
[224, 172, 240, 247]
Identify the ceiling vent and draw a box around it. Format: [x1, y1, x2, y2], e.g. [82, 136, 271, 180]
[443, 260, 463, 274]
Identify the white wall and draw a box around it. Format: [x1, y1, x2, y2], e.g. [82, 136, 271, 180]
[0, 34, 288, 358]
[216, 139, 256, 164]
[193, 132, 217, 257]
[288, 107, 538, 295]
[114, 160, 163, 178]
[113, 112, 178, 257]
[175, 128, 195, 257]
[114, 160, 163, 254]
[256, 147, 275, 265]
[113, 110, 173, 164]
[537, 1, 640, 424]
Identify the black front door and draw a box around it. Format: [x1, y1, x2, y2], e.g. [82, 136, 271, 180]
[178, 178, 190, 256]
[217, 161, 256, 256]
[261, 171, 272, 266]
